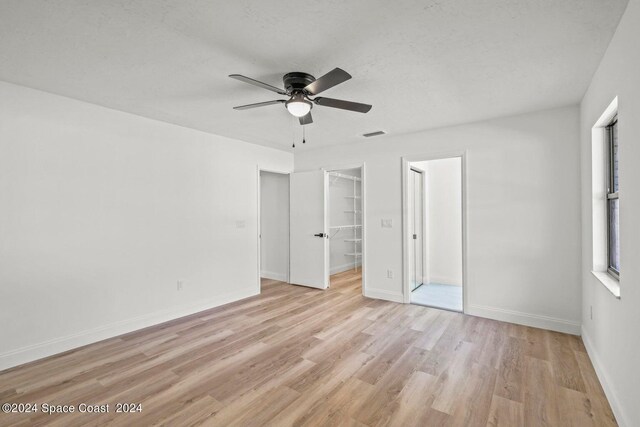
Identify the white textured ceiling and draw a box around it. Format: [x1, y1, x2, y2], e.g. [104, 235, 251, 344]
[0, 0, 628, 151]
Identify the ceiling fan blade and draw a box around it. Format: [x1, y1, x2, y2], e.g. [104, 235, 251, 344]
[304, 68, 351, 95]
[299, 112, 313, 125]
[313, 97, 372, 113]
[229, 74, 287, 95]
[233, 100, 286, 110]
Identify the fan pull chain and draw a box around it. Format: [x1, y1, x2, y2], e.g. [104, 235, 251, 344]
[303, 126, 306, 144]
[292, 114, 296, 148]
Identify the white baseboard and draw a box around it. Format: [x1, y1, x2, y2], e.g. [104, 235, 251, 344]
[330, 262, 362, 275]
[0, 287, 257, 372]
[364, 287, 404, 303]
[466, 303, 581, 335]
[581, 326, 629, 427]
[260, 270, 288, 282]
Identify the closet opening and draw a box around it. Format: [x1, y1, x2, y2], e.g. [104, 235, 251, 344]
[327, 167, 363, 293]
[258, 170, 290, 291]
[403, 155, 464, 312]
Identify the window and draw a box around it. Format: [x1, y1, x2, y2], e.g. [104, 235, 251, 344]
[606, 117, 619, 279]
[591, 97, 619, 297]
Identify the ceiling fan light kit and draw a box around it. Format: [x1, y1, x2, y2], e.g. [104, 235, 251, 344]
[285, 93, 312, 117]
[229, 68, 372, 129]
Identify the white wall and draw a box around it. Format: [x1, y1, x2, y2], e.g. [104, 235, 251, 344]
[0, 81, 293, 370]
[295, 106, 582, 334]
[579, 0, 639, 425]
[329, 168, 361, 274]
[260, 171, 289, 282]
[414, 158, 463, 286]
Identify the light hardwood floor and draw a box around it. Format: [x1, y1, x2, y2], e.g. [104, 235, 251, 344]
[0, 270, 616, 426]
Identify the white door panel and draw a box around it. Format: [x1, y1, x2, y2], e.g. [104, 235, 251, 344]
[289, 170, 329, 289]
[414, 170, 424, 287]
[409, 169, 424, 291]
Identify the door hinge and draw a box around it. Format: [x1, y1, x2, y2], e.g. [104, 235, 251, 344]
[413, 234, 417, 239]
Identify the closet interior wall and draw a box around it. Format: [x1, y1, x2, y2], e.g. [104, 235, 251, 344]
[259, 171, 290, 282]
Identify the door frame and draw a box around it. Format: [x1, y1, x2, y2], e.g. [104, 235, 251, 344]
[256, 166, 291, 294]
[401, 151, 468, 312]
[317, 162, 368, 296]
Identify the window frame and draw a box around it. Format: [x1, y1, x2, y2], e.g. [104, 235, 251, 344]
[606, 116, 619, 280]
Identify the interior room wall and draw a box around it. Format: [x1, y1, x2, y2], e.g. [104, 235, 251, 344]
[579, 0, 639, 425]
[329, 168, 362, 274]
[295, 105, 582, 334]
[260, 171, 289, 282]
[413, 158, 463, 286]
[0, 81, 293, 370]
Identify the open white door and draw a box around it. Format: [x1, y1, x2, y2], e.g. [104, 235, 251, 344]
[289, 170, 329, 289]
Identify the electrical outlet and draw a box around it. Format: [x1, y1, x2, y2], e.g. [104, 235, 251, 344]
[387, 269, 394, 279]
[177, 280, 184, 291]
[381, 219, 393, 228]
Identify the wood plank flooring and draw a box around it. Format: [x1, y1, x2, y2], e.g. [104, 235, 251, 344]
[0, 270, 616, 426]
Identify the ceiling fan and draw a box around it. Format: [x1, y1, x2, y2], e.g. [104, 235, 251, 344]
[229, 68, 372, 125]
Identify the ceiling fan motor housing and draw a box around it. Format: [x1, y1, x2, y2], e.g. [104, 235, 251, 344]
[283, 72, 316, 94]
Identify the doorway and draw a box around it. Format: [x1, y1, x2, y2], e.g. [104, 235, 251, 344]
[287, 165, 366, 294]
[259, 170, 290, 289]
[327, 167, 363, 292]
[404, 155, 464, 312]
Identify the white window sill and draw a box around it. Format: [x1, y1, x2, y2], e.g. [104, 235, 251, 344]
[591, 271, 621, 299]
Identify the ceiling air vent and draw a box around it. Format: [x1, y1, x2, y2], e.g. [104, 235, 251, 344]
[362, 130, 386, 138]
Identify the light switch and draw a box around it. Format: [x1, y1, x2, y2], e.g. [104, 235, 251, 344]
[381, 219, 393, 228]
